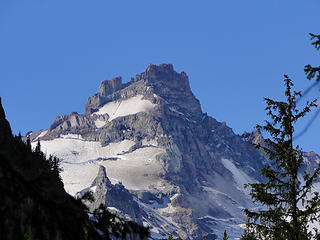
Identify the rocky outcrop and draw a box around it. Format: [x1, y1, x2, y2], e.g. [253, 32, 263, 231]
[78, 166, 143, 224]
[98, 76, 124, 96]
[131, 64, 202, 119]
[91, 165, 112, 186]
[242, 130, 265, 148]
[85, 77, 126, 115]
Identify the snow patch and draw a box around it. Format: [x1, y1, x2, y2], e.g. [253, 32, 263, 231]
[32, 138, 135, 164]
[137, 198, 179, 239]
[94, 119, 106, 128]
[90, 186, 97, 193]
[60, 134, 84, 140]
[93, 95, 156, 121]
[36, 130, 48, 139]
[142, 138, 158, 147]
[34, 135, 165, 195]
[221, 158, 254, 193]
[60, 146, 165, 195]
[107, 207, 121, 214]
[169, 107, 185, 116]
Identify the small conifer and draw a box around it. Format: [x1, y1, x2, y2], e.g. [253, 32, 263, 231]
[223, 230, 228, 240]
[241, 76, 320, 240]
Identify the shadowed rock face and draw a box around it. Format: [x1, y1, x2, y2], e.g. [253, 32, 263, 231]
[78, 166, 143, 224]
[0, 98, 12, 145]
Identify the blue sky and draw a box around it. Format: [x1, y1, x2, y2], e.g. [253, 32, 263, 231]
[1, 1, 320, 153]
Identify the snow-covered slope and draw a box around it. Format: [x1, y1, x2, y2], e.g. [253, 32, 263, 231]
[93, 95, 156, 121]
[32, 135, 165, 195]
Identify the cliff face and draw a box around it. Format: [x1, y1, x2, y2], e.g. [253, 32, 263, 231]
[26, 64, 320, 239]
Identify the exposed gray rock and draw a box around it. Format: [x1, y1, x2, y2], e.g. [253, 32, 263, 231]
[78, 166, 143, 224]
[90, 165, 112, 187]
[131, 64, 202, 119]
[85, 76, 127, 115]
[98, 76, 124, 96]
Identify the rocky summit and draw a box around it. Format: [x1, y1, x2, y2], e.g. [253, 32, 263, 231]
[27, 64, 320, 239]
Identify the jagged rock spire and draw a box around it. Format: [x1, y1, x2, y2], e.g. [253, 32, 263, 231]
[91, 165, 112, 187]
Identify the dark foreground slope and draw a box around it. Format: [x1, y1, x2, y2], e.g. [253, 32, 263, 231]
[0, 98, 100, 240]
[0, 98, 150, 240]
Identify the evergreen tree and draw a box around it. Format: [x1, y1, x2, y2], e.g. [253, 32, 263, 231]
[48, 154, 63, 180]
[35, 138, 41, 153]
[223, 230, 229, 240]
[304, 33, 320, 82]
[241, 76, 320, 240]
[167, 233, 181, 240]
[26, 136, 31, 150]
[92, 204, 149, 240]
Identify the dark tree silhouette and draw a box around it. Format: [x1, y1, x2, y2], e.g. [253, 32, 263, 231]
[223, 230, 229, 240]
[304, 33, 320, 82]
[241, 76, 320, 240]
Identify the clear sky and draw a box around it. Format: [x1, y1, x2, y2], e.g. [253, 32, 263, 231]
[1, 1, 319, 153]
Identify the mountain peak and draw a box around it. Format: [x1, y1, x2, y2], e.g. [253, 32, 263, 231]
[145, 63, 174, 73]
[85, 64, 202, 118]
[131, 63, 189, 87]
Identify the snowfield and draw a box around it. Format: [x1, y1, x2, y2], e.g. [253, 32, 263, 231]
[31, 134, 260, 238]
[33, 134, 135, 163]
[36, 130, 48, 139]
[221, 158, 255, 194]
[32, 135, 165, 195]
[94, 119, 106, 128]
[92, 95, 156, 121]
